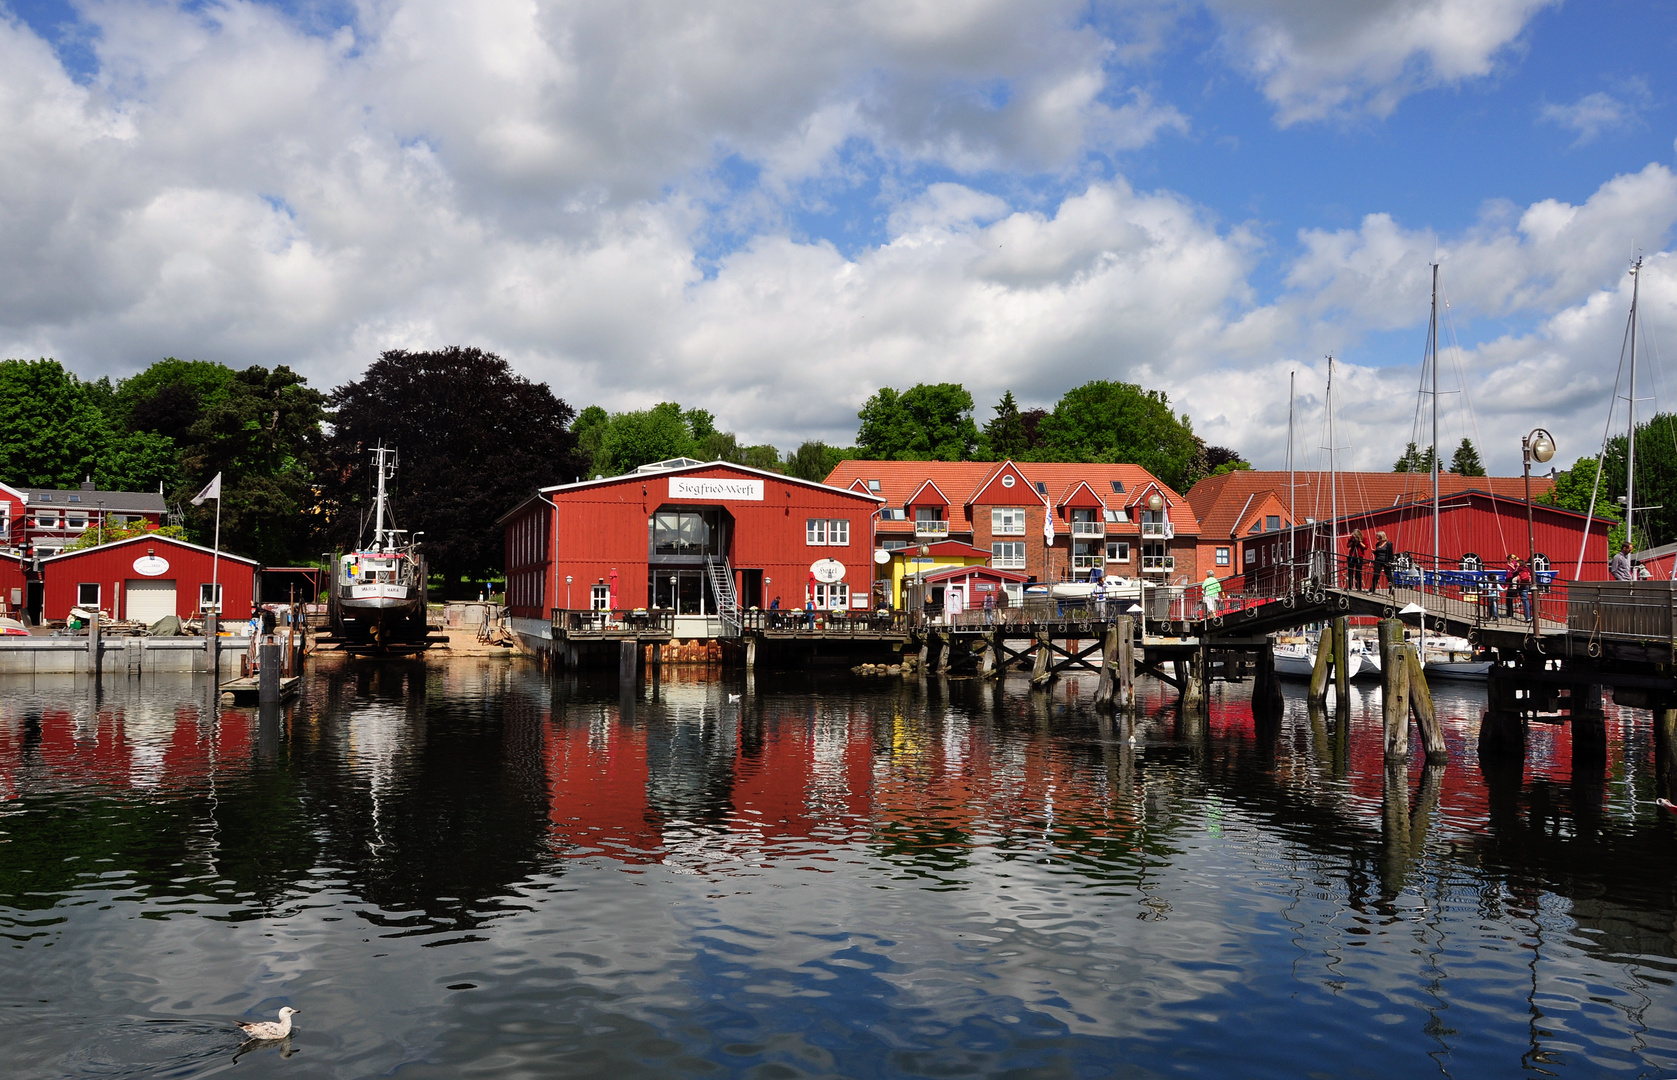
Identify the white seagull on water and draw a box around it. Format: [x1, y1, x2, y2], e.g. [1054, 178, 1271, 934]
[236, 1007, 298, 1040]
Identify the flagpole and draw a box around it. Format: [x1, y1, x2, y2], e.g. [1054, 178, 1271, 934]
[212, 495, 220, 614]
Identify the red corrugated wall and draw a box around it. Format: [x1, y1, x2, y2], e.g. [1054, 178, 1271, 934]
[518, 466, 880, 615]
[42, 536, 256, 621]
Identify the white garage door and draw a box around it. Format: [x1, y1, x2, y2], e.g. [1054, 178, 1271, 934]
[125, 579, 177, 624]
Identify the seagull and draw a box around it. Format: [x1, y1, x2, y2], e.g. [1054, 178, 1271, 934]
[727, 693, 741, 702]
[236, 1007, 298, 1040]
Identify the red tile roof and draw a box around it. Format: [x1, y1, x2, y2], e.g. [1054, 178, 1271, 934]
[823, 460, 1199, 535]
[1184, 470, 1554, 540]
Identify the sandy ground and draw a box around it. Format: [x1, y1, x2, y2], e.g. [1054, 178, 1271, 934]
[426, 627, 520, 657]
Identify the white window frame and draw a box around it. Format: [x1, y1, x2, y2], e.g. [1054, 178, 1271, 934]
[812, 582, 849, 610]
[991, 507, 1027, 535]
[806, 518, 849, 545]
[829, 518, 849, 545]
[1105, 540, 1130, 563]
[992, 541, 1026, 569]
[77, 582, 100, 608]
[1245, 549, 1256, 566]
[1216, 547, 1231, 567]
[199, 583, 223, 612]
[590, 584, 611, 611]
[806, 518, 827, 545]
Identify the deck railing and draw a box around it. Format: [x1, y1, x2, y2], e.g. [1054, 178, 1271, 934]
[550, 609, 675, 635]
[1070, 521, 1105, 537]
[739, 609, 910, 634]
[914, 520, 950, 538]
[1140, 522, 1175, 539]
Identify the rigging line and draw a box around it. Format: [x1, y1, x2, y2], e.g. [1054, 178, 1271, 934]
[1574, 288, 1637, 578]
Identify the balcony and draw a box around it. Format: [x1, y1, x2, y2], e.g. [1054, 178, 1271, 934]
[1071, 554, 1104, 570]
[914, 519, 950, 538]
[1069, 520, 1105, 537]
[1141, 555, 1175, 573]
[1140, 521, 1175, 539]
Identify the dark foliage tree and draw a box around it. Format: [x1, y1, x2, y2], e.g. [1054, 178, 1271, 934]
[983, 392, 1028, 459]
[1448, 438, 1486, 476]
[1035, 380, 1202, 490]
[0, 358, 175, 491]
[785, 440, 852, 481]
[326, 347, 580, 593]
[1392, 442, 1439, 473]
[1203, 444, 1250, 476]
[855, 383, 980, 461]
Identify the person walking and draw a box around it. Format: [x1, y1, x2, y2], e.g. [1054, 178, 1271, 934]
[1201, 570, 1222, 617]
[1370, 531, 1395, 592]
[1502, 555, 1522, 618]
[1610, 541, 1635, 581]
[982, 589, 995, 626]
[1511, 558, 1534, 621]
[1346, 530, 1367, 591]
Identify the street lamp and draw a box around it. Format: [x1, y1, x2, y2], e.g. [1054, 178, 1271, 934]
[916, 542, 930, 624]
[1522, 427, 1555, 632]
[565, 574, 572, 610]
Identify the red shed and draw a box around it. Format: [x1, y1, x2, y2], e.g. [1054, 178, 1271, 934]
[1242, 489, 1617, 580]
[38, 534, 259, 623]
[0, 552, 24, 617]
[499, 458, 884, 642]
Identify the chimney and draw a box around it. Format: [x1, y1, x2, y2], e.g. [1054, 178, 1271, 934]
[81, 478, 94, 491]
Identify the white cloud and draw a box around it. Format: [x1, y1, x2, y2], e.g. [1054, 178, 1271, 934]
[1206, 0, 1558, 124]
[1539, 85, 1647, 147]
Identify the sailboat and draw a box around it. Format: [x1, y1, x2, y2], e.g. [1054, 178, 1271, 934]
[329, 445, 430, 649]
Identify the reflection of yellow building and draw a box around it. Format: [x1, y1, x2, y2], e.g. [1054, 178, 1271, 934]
[885, 540, 991, 608]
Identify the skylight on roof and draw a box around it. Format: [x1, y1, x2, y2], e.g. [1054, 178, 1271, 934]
[1034, 482, 1047, 494]
[1110, 481, 1124, 493]
[868, 479, 880, 491]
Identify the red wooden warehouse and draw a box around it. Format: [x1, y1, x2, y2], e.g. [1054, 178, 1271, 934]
[36, 533, 259, 624]
[1242, 489, 1617, 580]
[500, 459, 885, 645]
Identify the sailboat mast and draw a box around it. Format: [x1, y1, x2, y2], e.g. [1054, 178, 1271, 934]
[1288, 370, 1296, 576]
[1430, 263, 1440, 579]
[1327, 356, 1339, 580]
[1627, 256, 1642, 550]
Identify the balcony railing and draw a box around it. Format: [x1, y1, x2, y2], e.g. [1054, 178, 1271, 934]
[1069, 520, 1105, 537]
[914, 520, 950, 538]
[1071, 555, 1103, 570]
[1141, 555, 1175, 573]
[1140, 521, 1174, 539]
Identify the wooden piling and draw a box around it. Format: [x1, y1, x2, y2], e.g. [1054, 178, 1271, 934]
[935, 631, 952, 676]
[1117, 615, 1135, 711]
[204, 612, 218, 675]
[745, 636, 756, 670]
[1030, 631, 1052, 685]
[1182, 649, 1205, 708]
[1094, 625, 1118, 707]
[1401, 643, 1446, 761]
[258, 641, 281, 703]
[1378, 618, 1409, 759]
[1308, 628, 1330, 703]
[618, 639, 637, 686]
[1332, 617, 1350, 706]
[1656, 704, 1677, 800]
[87, 613, 101, 677]
[979, 630, 998, 679]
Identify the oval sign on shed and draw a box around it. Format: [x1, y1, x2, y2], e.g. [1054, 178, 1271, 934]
[810, 558, 845, 583]
[132, 554, 170, 577]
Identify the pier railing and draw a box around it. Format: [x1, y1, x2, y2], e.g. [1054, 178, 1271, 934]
[739, 609, 911, 635]
[551, 609, 675, 636]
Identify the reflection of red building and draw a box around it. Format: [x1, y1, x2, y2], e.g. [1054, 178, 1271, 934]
[0, 699, 251, 800]
[543, 718, 662, 862]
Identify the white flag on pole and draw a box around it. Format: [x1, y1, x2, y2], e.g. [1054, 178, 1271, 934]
[191, 473, 222, 505]
[1043, 499, 1055, 543]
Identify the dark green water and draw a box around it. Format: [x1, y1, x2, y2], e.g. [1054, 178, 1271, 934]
[0, 656, 1673, 1078]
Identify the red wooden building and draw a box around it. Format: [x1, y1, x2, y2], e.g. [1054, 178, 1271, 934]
[1241, 489, 1617, 580]
[499, 459, 885, 644]
[0, 553, 25, 618]
[36, 533, 259, 624]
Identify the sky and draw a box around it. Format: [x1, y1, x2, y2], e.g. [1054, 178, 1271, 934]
[2, 0, 1676, 475]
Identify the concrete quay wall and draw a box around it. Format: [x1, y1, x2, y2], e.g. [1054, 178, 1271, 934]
[0, 637, 251, 675]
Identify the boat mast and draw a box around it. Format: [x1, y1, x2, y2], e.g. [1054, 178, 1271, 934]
[373, 445, 392, 550]
[1288, 370, 1296, 583]
[1627, 256, 1642, 550]
[1327, 356, 1338, 581]
[1424, 264, 1440, 662]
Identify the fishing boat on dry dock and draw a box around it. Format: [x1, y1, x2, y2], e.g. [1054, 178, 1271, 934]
[329, 445, 431, 651]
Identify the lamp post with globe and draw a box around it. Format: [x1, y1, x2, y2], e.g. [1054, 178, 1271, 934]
[1523, 428, 1555, 632]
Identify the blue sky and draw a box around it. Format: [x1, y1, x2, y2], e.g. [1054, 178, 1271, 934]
[0, 0, 1674, 474]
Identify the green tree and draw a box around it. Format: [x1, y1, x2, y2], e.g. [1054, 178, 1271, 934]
[1034, 380, 1202, 490]
[1204, 445, 1250, 476]
[1540, 453, 1626, 550]
[1449, 438, 1486, 476]
[177, 365, 327, 565]
[572, 405, 609, 477]
[855, 383, 980, 461]
[594, 402, 700, 474]
[786, 440, 852, 481]
[63, 521, 188, 552]
[983, 391, 1028, 460]
[0, 359, 178, 490]
[325, 347, 580, 593]
[1392, 442, 1438, 473]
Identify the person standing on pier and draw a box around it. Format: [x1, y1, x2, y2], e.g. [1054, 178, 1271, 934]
[1502, 555, 1522, 618]
[1201, 570, 1222, 616]
[1345, 530, 1366, 590]
[1610, 541, 1635, 581]
[1370, 532, 1394, 592]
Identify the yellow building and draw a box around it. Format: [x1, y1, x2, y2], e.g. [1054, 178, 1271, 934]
[884, 540, 992, 609]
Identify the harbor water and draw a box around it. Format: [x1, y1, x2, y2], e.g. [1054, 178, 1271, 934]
[0, 655, 1674, 1078]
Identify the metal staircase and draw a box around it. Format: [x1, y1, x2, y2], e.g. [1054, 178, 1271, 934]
[705, 556, 741, 636]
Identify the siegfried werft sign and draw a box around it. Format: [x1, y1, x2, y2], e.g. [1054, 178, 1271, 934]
[668, 477, 765, 501]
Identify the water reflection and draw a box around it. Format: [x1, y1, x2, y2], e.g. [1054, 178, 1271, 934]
[0, 657, 1673, 1078]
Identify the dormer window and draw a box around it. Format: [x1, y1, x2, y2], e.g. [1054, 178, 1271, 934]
[37, 494, 51, 502]
[867, 479, 881, 492]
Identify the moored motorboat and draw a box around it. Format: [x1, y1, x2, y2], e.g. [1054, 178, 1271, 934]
[329, 445, 430, 650]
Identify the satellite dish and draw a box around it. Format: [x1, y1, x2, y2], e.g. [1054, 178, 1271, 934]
[810, 558, 845, 583]
[873, 548, 891, 565]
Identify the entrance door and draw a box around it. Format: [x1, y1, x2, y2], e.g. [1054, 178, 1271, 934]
[126, 579, 177, 624]
[738, 569, 763, 611]
[25, 580, 42, 625]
